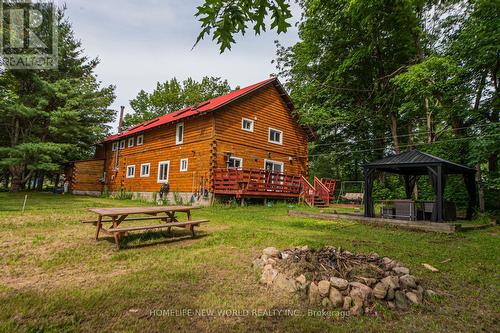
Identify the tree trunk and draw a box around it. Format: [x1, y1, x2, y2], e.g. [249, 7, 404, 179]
[390, 112, 400, 154]
[425, 98, 434, 143]
[11, 175, 23, 192]
[476, 164, 485, 213]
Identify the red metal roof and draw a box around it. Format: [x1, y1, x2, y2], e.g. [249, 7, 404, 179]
[102, 77, 277, 143]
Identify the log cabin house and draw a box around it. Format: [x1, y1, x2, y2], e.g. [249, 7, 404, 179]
[66, 77, 315, 205]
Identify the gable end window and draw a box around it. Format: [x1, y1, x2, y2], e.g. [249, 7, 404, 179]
[128, 137, 135, 147]
[176, 122, 184, 145]
[241, 118, 254, 132]
[268, 128, 283, 145]
[126, 165, 135, 178]
[140, 163, 150, 177]
[136, 135, 144, 145]
[111, 142, 118, 151]
[180, 158, 188, 172]
[119, 140, 126, 150]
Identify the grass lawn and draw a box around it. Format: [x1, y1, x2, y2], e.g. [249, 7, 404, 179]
[0, 193, 498, 332]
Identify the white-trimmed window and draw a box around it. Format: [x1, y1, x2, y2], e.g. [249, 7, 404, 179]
[228, 157, 243, 169]
[241, 118, 254, 132]
[126, 165, 135, 178]
[140, 163, 150, 177]
[180, 158, 188, 172]
[157, 161, 170, 183]
[264, 159, 284, 172]
[176, 122, 184, 145]
[268, 128, 283, 145]
[111, 142, 118, 151]
[128, 137, 135, 147]
[136, 134, 144, 145]
[119, 140, 126, 150]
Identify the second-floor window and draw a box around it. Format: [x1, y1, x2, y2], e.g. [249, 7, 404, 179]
[242, 118, 254, 132]
[112, 142, 118, 151]
[128, 137, 134, 147]
[176, 122, 184, 145]
[268, 128, 283, 145]
[119, 140, 126, 150]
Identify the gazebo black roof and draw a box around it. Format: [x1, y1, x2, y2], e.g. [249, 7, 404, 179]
[364, 150, 475, 175]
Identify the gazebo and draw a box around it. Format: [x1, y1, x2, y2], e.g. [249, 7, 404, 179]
[363, 150, 477, 222]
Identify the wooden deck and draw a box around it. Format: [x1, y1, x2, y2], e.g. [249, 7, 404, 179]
[213, 168, 302, 198]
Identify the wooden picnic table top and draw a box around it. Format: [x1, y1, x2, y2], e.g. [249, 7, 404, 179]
[88, 206, 198, 217]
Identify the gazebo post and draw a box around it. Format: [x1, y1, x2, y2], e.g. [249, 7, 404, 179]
[436, 164, 443, 222]
[364, 168, 375, 217]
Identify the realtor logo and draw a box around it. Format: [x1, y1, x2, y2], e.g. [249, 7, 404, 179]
[0, 0, 58, 69]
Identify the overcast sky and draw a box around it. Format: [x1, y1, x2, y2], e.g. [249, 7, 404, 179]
[55, 0, 301, 130]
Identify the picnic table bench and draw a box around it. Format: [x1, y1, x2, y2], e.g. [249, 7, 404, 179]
[82, 206, 209, 249]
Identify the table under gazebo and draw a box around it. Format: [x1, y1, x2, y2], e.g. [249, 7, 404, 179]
[363, 150, 477, 222]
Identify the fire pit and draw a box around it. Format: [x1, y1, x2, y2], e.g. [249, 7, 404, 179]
[253, 246, 437, 315]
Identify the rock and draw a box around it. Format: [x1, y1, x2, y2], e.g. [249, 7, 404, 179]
[344, 251, 353, 256]
[263, 247, 280, 257]
[267, 258, 277, 265]
[301, 245, 310, 251]
[350, 289, 364, 316]
[415, 286, 424, 302]
[368, 252, 380, 259]
[260, 268, 278, 285]
[356, 276, 377, 287]
[406, 291, 419, 304]
[399, 274, 417, 290]
[329, 287, 344, 307]
[349, 282, 372, 302]
[373, 282, 388, 299]
[274, 274, 297, 293]
[261, 254, 269, 262]
[394, 290, 408, 310]
[381, 276, 400, 289]
[387, 301, 396, 309]
[425, 289, 437, 298]
[252, 258, 264, 270]
[318, 280, 331, 296]
[386, 287, 395, 301]
[295, 274, 306, 285]
[308, 282, 321, 304]
[330, 277, 349, 290]
[281, 252, 289, 260]
[393, 266, 410, 275]
[382, 257, 397, 270]
[321, 297, 332, 308]
[342, 296, 353, 310]
[263, 264, 273, 271]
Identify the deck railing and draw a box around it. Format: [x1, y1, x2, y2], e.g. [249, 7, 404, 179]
[213, 168, 302, 197]
[314, 176, 330, 205]
[300, 176, 315, 206]
[321, 178, 337, 201]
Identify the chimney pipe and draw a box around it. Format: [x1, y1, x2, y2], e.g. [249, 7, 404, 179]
[118, 106, 125, 132]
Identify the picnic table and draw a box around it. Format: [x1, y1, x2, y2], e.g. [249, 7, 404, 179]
[82, 206, 209, 249]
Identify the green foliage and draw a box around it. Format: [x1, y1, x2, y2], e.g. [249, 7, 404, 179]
[113, 187, 133, 200]
[0, 6, 115, 191]
[195, 0, 293, 52]
[123, 77, 231, 128]
[272, 0, 499, 211]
